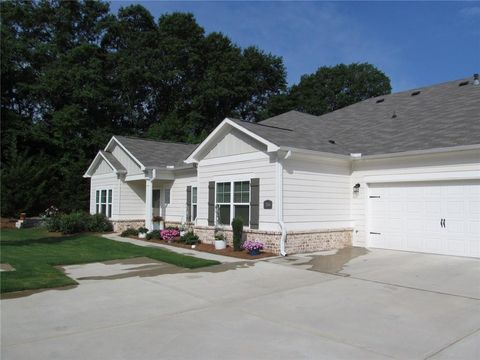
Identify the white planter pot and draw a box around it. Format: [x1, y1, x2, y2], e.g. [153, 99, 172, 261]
[153, 222, 160, 230]
[138, 233, 147, 239]
[214, 240, 226, 250]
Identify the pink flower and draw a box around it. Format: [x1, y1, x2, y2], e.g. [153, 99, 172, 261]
[160, 229, 180, 241]
[242, 240, 264, 252]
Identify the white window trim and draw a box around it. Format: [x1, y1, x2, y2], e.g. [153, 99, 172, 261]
[95, 187, 113, 218]
[215, 180, 251, 229]
[191, 186, 198, 222]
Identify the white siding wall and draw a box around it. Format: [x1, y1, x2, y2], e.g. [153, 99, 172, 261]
[91, 158, 113, 175]
[351, 149, 480, 247]
[111, 143, 143, 175]
[282, 155, 352, 231]
[204, 128, 263, 159]
[197, 152, 278, 230]
[90, 174, 118, 217]
[164, 169, 197, 222]
[116, 179, 145, 220]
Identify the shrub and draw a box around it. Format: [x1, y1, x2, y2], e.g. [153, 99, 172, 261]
[89, 213, 113, 232]
[45, 214, 63, 232]
[56, 211, 92, 234]
[231, 217, 243, 251]
[161, 229, 180, 241]
[180, 231, 199, 245]
[146, 230, 161, 240]
[120, 228, 139, 237]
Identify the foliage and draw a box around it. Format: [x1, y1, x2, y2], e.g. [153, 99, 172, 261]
[242, 240, 264, 252]
[262, 63, 391, 119]
[0, 1, 286, 217]
[137, 227, 148, 234]
[146, 230, 161, 240]
[180, 231, 199, 245]
[215, 233, 225, 241]
[120, 228, 138, 237]
[161, 229, 180, 241]
[42, 206, 60, 218]
[231, 217, 244, 251]
[0, 228, 220, 293]
[44, 211, 112, 234]
[152, 216, 163, 222]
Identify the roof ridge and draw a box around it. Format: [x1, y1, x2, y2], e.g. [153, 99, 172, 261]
[114, 135, 197, 146]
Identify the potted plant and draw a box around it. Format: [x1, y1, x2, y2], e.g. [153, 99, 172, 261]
[160, 228, 180, 243]
[152, 216, 164, 230]
[242, 240, 264, 256]
[137, 227, 148, 239]
[214, 233, 226, 250]
[179, 223, 187, 237]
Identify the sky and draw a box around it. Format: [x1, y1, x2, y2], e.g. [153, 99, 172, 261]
[109, 1, 480, 92]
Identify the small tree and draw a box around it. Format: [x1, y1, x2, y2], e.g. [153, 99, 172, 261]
[231, 217, 243, 251]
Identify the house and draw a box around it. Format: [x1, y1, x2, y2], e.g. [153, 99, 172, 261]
[84, 75, 480, 258]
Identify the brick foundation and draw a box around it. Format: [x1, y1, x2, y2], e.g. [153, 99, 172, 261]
[111, 220, 145, 232]
[193, 226, 352, 255]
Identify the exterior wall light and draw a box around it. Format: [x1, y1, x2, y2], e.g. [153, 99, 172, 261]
[353, 183, 360, 193]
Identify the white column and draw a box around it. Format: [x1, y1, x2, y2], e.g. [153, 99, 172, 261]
[145, 179, 153, 230]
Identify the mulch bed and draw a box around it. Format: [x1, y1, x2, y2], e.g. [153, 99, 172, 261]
[134, 237, 276, 260]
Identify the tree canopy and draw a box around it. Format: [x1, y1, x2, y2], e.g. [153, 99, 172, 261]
[262, 63, 391, 119]
[1, 1, 391, 217]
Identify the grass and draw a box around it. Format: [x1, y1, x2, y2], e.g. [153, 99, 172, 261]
[0, 228, 220, 293]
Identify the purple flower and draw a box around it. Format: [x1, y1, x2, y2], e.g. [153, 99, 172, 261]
[242, 240, 264, 252]
[160, 229, 180, 241]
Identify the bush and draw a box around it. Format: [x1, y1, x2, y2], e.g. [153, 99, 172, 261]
[45, 214, 63, 232]
[146, 230, 161, 240]
[161, 229, 180, 241]
[180, 231, 199, 245]
[120, 228, 139, 237]
[138, 227, 148, 234]
[231, 217, 243, 251]
[89, 213, 113, 232]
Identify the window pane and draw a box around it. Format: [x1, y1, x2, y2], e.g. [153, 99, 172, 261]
[101, 190, 107, 203]
[108, 189, 112, 204]
[108, 204, 112, 218]
[242, 192, 249, 203]
[216, 182, 231, 203]
[219, 205, 231, 225]
[192, 187, 197, 204]
[96, 190, 99, 203]
[192, 204, 197, 220]
[164, 189, 170, 204]
[233, 181, 249, 203]
[96, 204, 99, 214]
[234, 205, 249, 226]
[101, 204, 107, 215]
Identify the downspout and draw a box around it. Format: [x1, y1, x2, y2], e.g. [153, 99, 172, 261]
[276, 150, 291, 256]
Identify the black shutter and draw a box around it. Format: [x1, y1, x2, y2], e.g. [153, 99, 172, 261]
[186, 186, 192, 222]
[250, 178, 260, 229]
[208, 181, 215, 226]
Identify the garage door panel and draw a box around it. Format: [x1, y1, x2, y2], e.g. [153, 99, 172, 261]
[369, 180, 479, 258]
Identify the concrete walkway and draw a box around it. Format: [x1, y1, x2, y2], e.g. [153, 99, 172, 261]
[1, 248, 479, 360]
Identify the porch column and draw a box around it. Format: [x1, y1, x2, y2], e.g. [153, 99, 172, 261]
[145, 179, 153, 230]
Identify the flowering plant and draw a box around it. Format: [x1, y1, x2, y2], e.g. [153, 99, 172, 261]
[152, 216, 163, 222]
[161, 229, 180, 241]
[42, 206, 59, 218]
[242, 240, 264, 252]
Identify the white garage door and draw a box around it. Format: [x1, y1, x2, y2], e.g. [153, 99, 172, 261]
[368, 180, 480, 258]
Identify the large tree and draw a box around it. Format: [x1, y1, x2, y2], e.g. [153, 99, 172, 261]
[262, 63, 391, 119]
[0, 1, 287, 216]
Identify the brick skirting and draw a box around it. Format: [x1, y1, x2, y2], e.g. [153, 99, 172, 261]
[111, 220, 145, 232]
[193, 226, 352, 255]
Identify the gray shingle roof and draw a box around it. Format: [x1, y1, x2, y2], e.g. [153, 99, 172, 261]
[100, 150, 126, 172]
[114, 136, 198, 168]
[249, 77, 480, 156]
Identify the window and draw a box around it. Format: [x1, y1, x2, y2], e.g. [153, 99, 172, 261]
[215, 181, 250, 226]
[95, 189, 112, 218]
[191, 187, 197, 221]
[216, 182, 231, 225]
[164, 188, 170, 204]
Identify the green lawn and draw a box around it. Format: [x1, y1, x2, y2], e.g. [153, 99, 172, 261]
[0, 228, 220, 293]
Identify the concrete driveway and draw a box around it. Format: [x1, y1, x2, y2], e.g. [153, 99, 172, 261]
[1, 248, 479, 360]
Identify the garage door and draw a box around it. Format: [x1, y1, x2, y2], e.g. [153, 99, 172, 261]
[368, 180, 480, 258]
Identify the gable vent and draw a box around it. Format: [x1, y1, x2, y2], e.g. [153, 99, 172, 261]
[458, 80, 469, 87]
[411, 90, 421, 96]
[376, 98, 385, 103]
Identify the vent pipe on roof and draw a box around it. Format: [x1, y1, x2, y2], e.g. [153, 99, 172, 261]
[474, 74, 479, 86]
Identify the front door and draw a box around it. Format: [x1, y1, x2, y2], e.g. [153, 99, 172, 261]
[152, 189, 161, 217]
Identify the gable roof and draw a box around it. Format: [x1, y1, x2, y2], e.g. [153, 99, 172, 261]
[112, 136, 198, 168]
[251, 76, 480, 156]
[83, 150, 127, 177]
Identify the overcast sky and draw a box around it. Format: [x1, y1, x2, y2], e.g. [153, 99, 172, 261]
[109, 1, 480, 92]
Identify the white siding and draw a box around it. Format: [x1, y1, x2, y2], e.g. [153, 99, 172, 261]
[90, 174, 118, 217]
[164, 169, 197, 222]
[116, 179, 145, 220]
[204, 128, 265, 159]
[111, 143, 143, 175]
[351, 149, 480, 247]
[197, 152, 278, 230]
[283, 156, 352, 230]
[91, 158, 113, 176]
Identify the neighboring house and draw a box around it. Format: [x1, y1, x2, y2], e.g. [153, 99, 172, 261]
[84, 76, 480, 258]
